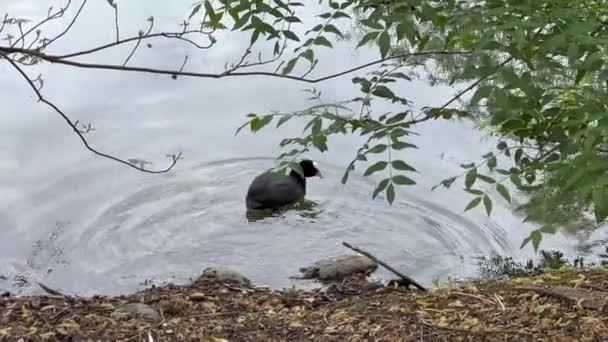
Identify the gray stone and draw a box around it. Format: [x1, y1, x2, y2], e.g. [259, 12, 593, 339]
[298, 254, 378, 281]
[201, 267, 251, 286]
[111, 303, 161, 322]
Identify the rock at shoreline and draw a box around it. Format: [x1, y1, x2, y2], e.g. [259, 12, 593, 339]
[111, 303, 161, 322]
[298, 254, 378, 281]
[200, 267, 251, 286]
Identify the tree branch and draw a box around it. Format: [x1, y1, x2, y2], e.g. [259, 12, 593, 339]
[10, 0, 73, 48]
[0, 47, 470, 83]
[45, 0, 88, 48]
[1, 52, 180, 174]
[53, 30, 214, 59]
[342, 241, 427, 292]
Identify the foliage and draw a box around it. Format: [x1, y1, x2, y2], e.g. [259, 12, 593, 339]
[211, 0, 608, 251]
[3, 0, 608, 252]
[477, 249, 574, 280]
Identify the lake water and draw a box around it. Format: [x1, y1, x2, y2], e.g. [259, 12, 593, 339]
[1, 0, 604, 296]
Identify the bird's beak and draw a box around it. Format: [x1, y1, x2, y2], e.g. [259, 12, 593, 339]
[316, 170, 323, 178]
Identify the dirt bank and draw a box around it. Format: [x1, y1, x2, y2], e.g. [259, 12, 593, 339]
[2, 266, 608, 341]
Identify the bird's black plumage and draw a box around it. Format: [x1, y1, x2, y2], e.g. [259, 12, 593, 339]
[245, 160, 322, 210]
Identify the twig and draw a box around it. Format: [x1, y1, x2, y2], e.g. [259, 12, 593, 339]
[125, 316, 168, 342]
[494, 293, 506, 311]
[0, 52, 180, 174]
[0, 13, 9, 35]
[450, 291, 497, 305]
[418, 318, 533, 335]
[10, 0, 72, 48]
[36, 281, 66, 297]
[221, 283, 255, 293]
[45, 0, 88, 47]
[342, 241, 427, 292]
[53, 30, 213, 59]
[113, 5, 119, 42]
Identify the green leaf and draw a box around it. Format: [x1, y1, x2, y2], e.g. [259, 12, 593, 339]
[540, 225, 557, 234]
[357, 31, 379, 47]
[204, 1, 215, 20]
[391, 160, 416, 172]
[372, 85, 395, 99]
[592, 186, 608, 223]
[282, 30, 300, 41]
[312, 134, 328, 152]
[392, 175, 416, 185]
[332, 11, 351, 19]
[367, 144, 388, 154]
[567, 43, 580, 65]
[364, 161, 388, 176]
[396, 22, 417, 45]
[487, 156, 497, 170]
[392, 141, 417, 150]
[378, 31, 390, 58]
[189, 4, 202, 19]
[465, 188, 484, 196]
[313, 36, 333, 48]
[510, 174, 522, 188]
[300, 49, 314, 63]
[284, 16, 302, 23]
[233, 13, 251, 30]
[464, 197, 482, 211]
[496, 184, 511, 204]
[465, 169, 477, 189]
[250, 115, 273, 132]
[497, 141, 507, 150]
[282, 58, 298, 75]
[514, 148, 523, 163]
[250, 29, 260, 45]
[387, 72, 411, 81]
[373, 178, 390, 198]
[360, 18, 384, 30]
[477, 174, 496, 184]
[385, 112, 407, 125]
[276, 115, 292, 128]
[470, 85, 491, 105]
[435, 15, 447, 28]
[520, 230, 543, 252]
[482, 194, 492, 216]
[386, 183, 395, 204]
[323, 24, 343, 38]
[531, 230, 542, 252]
[461, 162, 475, 169]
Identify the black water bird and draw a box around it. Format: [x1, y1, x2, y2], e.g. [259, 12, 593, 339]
[245, 160, 322, 210]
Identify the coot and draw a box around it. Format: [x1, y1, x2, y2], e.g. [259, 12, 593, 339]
[245, 159, 322, 210]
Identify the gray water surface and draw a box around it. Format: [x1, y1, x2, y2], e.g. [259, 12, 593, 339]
[1, 0, 601, 296]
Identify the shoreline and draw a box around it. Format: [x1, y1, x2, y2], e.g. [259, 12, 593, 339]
[2, 264, 608, 341]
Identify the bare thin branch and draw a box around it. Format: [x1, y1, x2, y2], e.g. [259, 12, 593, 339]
[342, 241, 427, 292]
[45, 0, 88, 48]
[0, 13, 8, 35]
[113, 5, 119, 42]
[0, 47, 471, 84]
[11, 0, 72, 48]
[0, 52, 179, 174]
[54, 30, 213, 59]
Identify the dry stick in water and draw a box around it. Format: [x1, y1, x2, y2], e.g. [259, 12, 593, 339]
[342, 241, 427, 292]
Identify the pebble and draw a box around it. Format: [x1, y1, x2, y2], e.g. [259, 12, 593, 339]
[201, 267, 251, 286]
[111, 303, 161, 322]
[188, 292, 206, 301]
